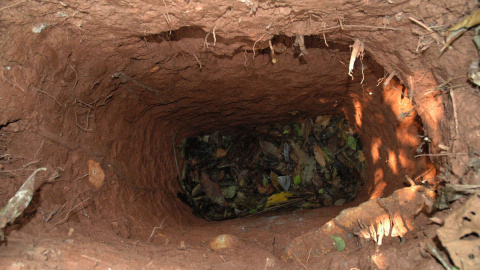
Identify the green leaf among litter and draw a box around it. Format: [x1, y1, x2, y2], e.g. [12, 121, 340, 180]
[222, 186, 236, 199]
[318, 188, 324, 194]
[262, 176, 269, 187]
[265, 191, 294, 208]
[347, 136, 357, 150]
[321, 147, 332, 162]
[332, 235, 346, 251]
[283, 129, 290, 134]
[294, 124, 302, 137]
[294, 175, 302, 186]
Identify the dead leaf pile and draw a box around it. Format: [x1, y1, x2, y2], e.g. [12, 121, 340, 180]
[178, 115, 366, 220]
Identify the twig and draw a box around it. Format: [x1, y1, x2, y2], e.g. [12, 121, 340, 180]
[0, 0, 27, 11]
[192, 53, 202, 70]
[172, 132, 181, 180]
[415, 152, 468, 158]
[383, 70, 396, 87]
[53, 194, 92, 227]
[44, 206, 60, 222]
[408, 17, 443, 45]
[212, 24, 218, 46]
[427, 244, 452, 270]
[162, 0, 171, 24]
[292, 251, 308, 270]
[34, 140, 45, 160]
[323, 32, 329, 47]
[450, 89, 459, 137]
[405, 175, 416, 186]
[252, 33, 267, 60]
[305, 247, 312, 269]
[147, 217, 166, 243]
[204, 32, 210, 49]
[69, 64, 78, 92]
[3, 69, 26, 92]
[220, 255, 226, 262]
[320, 24, 400, 32]
[70, 174, 89, 183]
[35, 87, 63, 108]
[1, 160, 40, 173]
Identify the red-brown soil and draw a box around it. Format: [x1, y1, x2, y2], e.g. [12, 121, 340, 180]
[0, 0, 479, 269]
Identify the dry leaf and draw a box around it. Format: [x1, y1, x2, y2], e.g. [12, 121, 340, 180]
[200, 172, 227, 207]
[0, 168, 46, 241]
[302, 118, 313, 140]
[315, 115, 333, 127]
[314, 144, 327, 168]
[270, 171, 281, 191]
[449, 9, 480, 31]
[348, 39, 364, 78]
[437, 192, 480, 269]
[265, 191, 294, 208]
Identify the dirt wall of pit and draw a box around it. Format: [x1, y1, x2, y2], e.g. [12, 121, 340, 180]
[0, 0, 479, 269]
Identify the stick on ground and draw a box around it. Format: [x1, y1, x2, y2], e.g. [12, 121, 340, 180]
[147, 217, 166, 243]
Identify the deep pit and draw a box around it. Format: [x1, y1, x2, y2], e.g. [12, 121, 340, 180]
[1, 0, 479, 269]
[179, 115, 367, 221]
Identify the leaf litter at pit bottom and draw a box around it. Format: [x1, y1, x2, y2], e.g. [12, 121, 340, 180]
[179, 115, 366, 220]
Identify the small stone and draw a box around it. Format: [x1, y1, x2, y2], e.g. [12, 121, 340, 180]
[10, 122, 20, 133]
[209, 234, 243, 251]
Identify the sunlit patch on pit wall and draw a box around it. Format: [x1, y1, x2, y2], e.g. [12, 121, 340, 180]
[283, 186, 436, 264]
